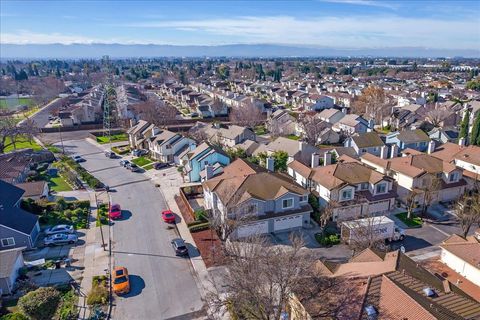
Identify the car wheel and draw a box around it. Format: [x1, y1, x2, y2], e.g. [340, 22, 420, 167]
[399, 235, 405, 241]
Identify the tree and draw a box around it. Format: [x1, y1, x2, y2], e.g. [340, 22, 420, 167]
[456, 194, 480, 238]
[133, 98, 177, 128]
[297, 113, 327, 145]
[207, 234, 314, 320]
[406, 189, 418, 219]
[460, 109, 470, 139]
[421, 177, 441, 216]
[272, 150, 288, 172]
[471, 112, 480, 146]
[424, 106, 450, 127]
[347, 215, 392, 253]
[230, 100, 264, 128]
[18, 287, 61, 320]
[353, 85, 391, 127]
[0, 118, 38, 154]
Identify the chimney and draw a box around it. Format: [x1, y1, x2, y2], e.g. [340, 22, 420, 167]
[129, 118, 136, 128]
[390, 144, 399, 158]
[380, 145, 388, 159]
[368, 119, 375, 132]
[311, 153, 320, 168]
[323, 152, 332, 166]
[205, 165, 214, 180]
[299, 141, 307, 152]
[459, 137, 466, 146]
[266, 157, 275, 172]
[427, 140, 435, 154]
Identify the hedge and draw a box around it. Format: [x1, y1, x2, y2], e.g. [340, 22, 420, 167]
[188, 222, 210, 233]
[187, 220, 208, 227]
[60, 156, 102, 189]
[18, 287, 61, 320]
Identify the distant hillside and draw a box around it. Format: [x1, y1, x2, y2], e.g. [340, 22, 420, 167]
[1, 43, 479, 59]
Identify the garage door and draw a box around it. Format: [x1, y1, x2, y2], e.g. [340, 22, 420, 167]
[237, 220, 269, 238]
[369, 200, 390, 214]
[274, 215, 303, 232]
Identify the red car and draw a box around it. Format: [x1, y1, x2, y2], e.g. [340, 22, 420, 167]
[109, 204, 122, 220]
[161, 210, 175, 223]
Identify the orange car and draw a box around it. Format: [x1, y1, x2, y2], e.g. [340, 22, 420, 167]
[112, 266, 130, 295]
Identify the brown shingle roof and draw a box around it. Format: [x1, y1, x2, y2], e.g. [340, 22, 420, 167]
[351, 132, 384, 148]
[311, 162, 386, 190]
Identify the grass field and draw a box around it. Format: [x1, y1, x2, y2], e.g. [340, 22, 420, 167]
[49, 175, 72, 192]
[96, 133, 128, 144]
[395, 212, 423, 228]
[4, 136, 42, 152]
[143, 163, 154, 170]
[132, 156, 152, 167]
[286, 134, 300, 140]
[0, 97, 35, 109]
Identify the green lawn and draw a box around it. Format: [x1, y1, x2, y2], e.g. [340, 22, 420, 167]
[48, 174, 72, 192]
[286, 134, 300, 141]
[143, 163, 154, 170]
[395, 212, 423, 228]
[0, 97, 35, 109]
[254, 125, 267, 135]
[4, 136, 42, 152]
[132, 156, 152, 167]
[96, 133, 128, 144]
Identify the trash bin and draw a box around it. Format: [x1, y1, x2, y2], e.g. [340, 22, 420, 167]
[64, 258, 72, 267]
[55, 260, 61, 269]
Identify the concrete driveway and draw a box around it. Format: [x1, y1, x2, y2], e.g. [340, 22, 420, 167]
[58, 139, 204, 320]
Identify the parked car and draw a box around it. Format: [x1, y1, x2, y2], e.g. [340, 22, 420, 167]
[105, 150, 116, 158]
[161, 210, 175, 223]
[44, 233, 78, 246]
[131, 149, 148, 157]
[127, 163, 140, 172]
[120, 160, 130, 167]
[48, 115, 54, 120]
[109, 204, 122, 220]
[112, 266, 130, 295]
[45, 224, 75, 235]
[72, 155, 85, 163]
[154, 162, 170, 170]
[171, 238, 188, 256]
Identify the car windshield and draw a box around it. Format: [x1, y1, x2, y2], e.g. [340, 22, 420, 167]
[165, 213, 174, 218]
[114, 276, 128, 284]
[178, 245, 187, 250]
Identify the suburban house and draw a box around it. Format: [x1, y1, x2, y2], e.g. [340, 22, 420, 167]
[15, 181, 49, 200]
[385, 129, 431, 154]
[184, 142, 230, 182]
[0, 247, 24, 295]
[332, 114, 370, 135]
[253, 137, 320, 165]
[203, 159, 312, 238]
[360, 152, 466, 205]
[344, 132, 386, 157]
[288, 156, 396, 221]
[440, 234, 480, 287]
[431, 142, 480, 189]
[126, 119, 152, 149]
[0, 180, 40, 251]
[267, 109, 297, 136]
[318, 108, 345, 124]
[305, 95, 334, 111]
[189, 122, 256, 148]
[147, 129, 195, 164]
[429, 127, 460, 144]
[291, 248, 480, 319]
[0, 151, 32, 183]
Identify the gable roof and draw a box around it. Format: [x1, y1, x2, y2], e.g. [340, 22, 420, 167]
[440, 236, 480, 270]
[0, 180, 24, 208]
[0, 206, 39, 235]
[0, 248, 23, 278]
[396, 129, 431, 143]
[15, 181, 47, 198]
[311, 162, 386, 190]
[351, 132, 385, 148]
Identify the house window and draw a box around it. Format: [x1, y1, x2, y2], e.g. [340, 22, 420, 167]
[282, 198, 294, 209]
[300, 195, 308, 202]
[376, 183, 387, 194]
[166, 144, 171, 149]
[1, 238, 15, 247]
[244, 203, 258, 215]
[359, 183, 369, 190]
[340, 189, 353, 201]
[449, 172, 458, 182]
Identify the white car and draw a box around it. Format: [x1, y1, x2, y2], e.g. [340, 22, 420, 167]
[72, 155, 86, 163]
[45, 224, 75, 235]
[44, 233, 78, 246]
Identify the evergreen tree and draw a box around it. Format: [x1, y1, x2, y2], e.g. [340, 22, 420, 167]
[33, 64, 39, 76]
[460, 109, 470, 139]
[55, 67, 61, 78]
[471, 112, 480, 146]
[17, 69, 28, 80]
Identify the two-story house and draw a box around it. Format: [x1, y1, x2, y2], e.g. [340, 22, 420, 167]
[361, 152, 466, 205]
[344, 132, 386, 157]
[288, 157, 396, 221]
[190, 122, 256, 148]
[184, 142, 230, 182]
[385, 129, 431, 155]
[332, 114, 370, 135]
[267, 109, 297, 136]
[0, 181, 40, 251]
[127, 120, 151, 149]
[203, 159, 311, 238]
[147, 129, 195, 164]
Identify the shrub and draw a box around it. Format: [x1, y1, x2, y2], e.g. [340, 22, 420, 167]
[55, 198, 68, 211]
[56, 290, 78, 320]
[187, 220, 208, 227]
[0, 313, 29, 320]
[18, 287, 61, 320]
[86, 285, 108, 306]
[315, 233, 340, 247]
[188, 222, 210, 233]
[194, 209, 207, 222]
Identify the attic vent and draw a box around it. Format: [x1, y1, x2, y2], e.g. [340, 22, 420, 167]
[365, 305, 377, 318]
[423, 287, 435, 297]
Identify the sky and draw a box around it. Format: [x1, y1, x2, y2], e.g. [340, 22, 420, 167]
[1, 0, 479, 49]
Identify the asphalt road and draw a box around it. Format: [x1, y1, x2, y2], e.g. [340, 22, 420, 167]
[60, 139, 204, 320]
[28, 97, 61, 128]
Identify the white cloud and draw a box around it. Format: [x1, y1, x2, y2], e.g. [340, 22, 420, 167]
[321, 0, 398, 9]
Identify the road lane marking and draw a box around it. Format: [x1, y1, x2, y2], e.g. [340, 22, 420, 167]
[425, 223, 450, 237]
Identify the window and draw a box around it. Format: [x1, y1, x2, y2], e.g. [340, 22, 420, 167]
[449, 172, 458, 182]
[1, 238, 15, 247]
[341, 189, 353, 201]
[244, 203, 258, 214]
[359, 183, 369, 190]
[376, 183, 387, 194]
[282, 198, 294, 209]
[300, 195, 308, 202]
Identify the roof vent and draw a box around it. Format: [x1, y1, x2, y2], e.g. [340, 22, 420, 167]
[423, 287, 435, 297]
[365, 305, 378, 318]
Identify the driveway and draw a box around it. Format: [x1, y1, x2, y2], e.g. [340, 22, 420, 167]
[58, 139, 204, 320]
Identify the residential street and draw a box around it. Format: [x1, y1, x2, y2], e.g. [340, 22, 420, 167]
[60, 139, 204, 320]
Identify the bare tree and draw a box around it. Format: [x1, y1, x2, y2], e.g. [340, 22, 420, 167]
[207, 234, 314, 320]
[353, 86, 392, 127]
[319, 201, 338, 227]
[424, 106, 451, 127]
[456, 194, 480, 238]
[209, 97, 226, 117]
[133, 98, 177, 128]
[297, 113, 328, 145]
[406, 189, 419, 219]
[32, 77, 65, 107]
[0, 118, 38, 154]
[421, 177, 442, 216]
[346, 215, 391, 253]
[230, 100, 264, 128]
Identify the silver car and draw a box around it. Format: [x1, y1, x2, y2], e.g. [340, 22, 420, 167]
[44, 233, 78, 246]
[45, 224, 75, 235]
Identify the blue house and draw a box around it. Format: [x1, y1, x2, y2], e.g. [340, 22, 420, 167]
[184, 142, 230, 182]
[385, 129, 431, 155]
[0, 181, 40, 251]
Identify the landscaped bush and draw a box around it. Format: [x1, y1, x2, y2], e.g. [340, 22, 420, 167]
[96, 204, 108, 226]
[194, 209, 207, 222]
[23, 198, 89, 229]
[18, 287, 61, 320]
[315, 233, 341, 246]
[112, 146, 130, 155]
[188, 222, 210, 233]
[87, 276, 109, 306]
[60, 156, 102, 188]
[56, 289, 78, 320]
[0, 313, 29, 320]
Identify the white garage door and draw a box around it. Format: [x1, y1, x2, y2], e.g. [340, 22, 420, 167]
[237, 220, 269, 238]
[369, 200, 390, 214]
[274, 215, 303, 232]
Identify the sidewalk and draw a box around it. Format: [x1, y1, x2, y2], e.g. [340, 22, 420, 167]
[76, 189, 110, 320]
[144, 167, 228, 320]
